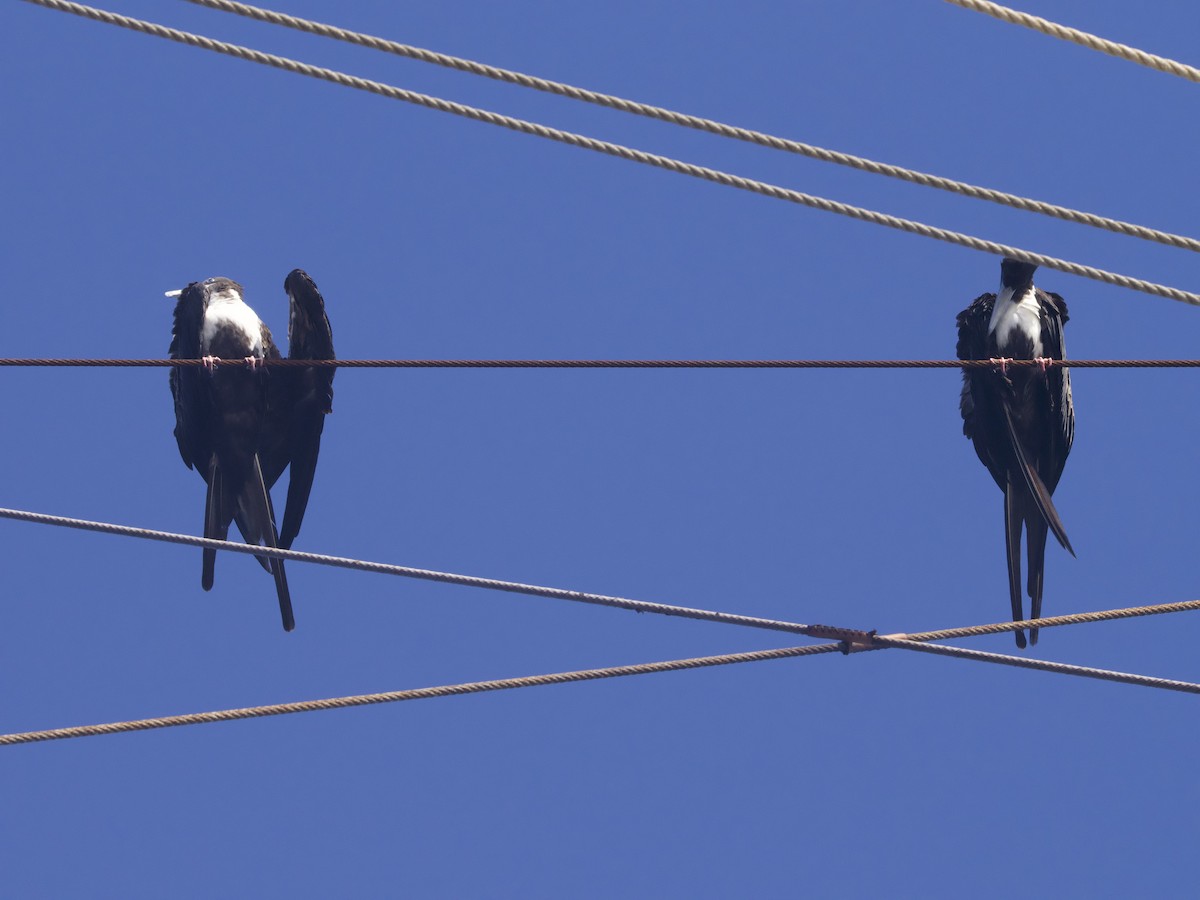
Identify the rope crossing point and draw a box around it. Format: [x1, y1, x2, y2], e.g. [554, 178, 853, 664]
[4, 502, 1200, 743]
[19, 0, 1200, 307]
[180, 0, 1200, 254]
[947, 0, 1200, 84]
[6, 358, 1200, 370]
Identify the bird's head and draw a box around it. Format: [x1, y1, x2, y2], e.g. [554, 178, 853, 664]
[1000, 258, 1038, 291]
[164, 276, 244, 303]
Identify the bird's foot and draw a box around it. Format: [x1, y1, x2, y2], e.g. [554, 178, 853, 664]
[1034, 357, 1053, 374]
[989, 357, 1013, 376]
[244, 356, 261, 371]
[201, 355, 219, 374]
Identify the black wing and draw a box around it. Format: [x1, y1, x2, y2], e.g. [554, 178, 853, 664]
[1039, 289, 1074, 491]
[261, 269, 336, 549]
[955, 292, 1006, 491]
[169, 282, 209, 472]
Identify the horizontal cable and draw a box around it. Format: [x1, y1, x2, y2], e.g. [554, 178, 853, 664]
[0, 643, 842, 746]
[20, 0, 1200, 307]
[181, 0, 1200, 253]
[875, 637, 1200, 695]
[0, 506, 817, 637]
[5, 358, 1200, 370]
[947, 0, 1200, 84]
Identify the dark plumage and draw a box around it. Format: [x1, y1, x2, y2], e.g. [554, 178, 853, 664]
[169, 277, 294, 632]
[957, 258, 1075, 648]
[260, 269, 336, 550]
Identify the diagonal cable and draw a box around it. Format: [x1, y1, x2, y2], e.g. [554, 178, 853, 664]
[0, 506, 816, 637]
[874, 636, 1200, 695]
[18, 0, 1200, 307]
[179, 0, 1200, 253]
[5, 629, 1199, 746]
[947, 0, 1200, 83]
[0, 643, 843, 746]
[6, 504, 1200, 644]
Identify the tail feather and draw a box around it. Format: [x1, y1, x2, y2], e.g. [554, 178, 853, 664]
[237, 454, 295, 632]
[202, 459, 231, 592]
[234, 508, 274, 574]
[278, 423, 323, 549]
[1001, 402, 1074, 556]
[1026, 514, 1048, 646]
[1003, 483, 1027, 649]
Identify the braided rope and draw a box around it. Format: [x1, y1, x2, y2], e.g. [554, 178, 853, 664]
[947, 0, 1200, 83]
[180, 0, 1200, 253]
[0, 643, 841, 745]
[19, 0, 1200, 306]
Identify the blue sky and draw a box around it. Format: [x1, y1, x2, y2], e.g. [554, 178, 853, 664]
[3, 1, 1199, 896]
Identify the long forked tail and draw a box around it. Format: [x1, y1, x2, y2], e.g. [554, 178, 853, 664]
[1001, 403, 1074, 556]
[202, 459, 231, 591]
[238, 454, 295, 632]
[1003, 484, 1027, 650]
[1026, 514, 1049, 646]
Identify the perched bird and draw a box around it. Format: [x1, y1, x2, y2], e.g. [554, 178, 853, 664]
[168, 276, 294, 632]
[957, 258, 1075, 648]
[260, 269, 336, 550]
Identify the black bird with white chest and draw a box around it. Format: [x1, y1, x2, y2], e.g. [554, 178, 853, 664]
[169, 276, 294, 632]
[957, 258, 1075, 648]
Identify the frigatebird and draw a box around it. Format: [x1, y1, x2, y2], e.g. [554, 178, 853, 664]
[957, 258, 1075, 648]
[260, 269, 336, 550]
[168, 276, 294, 632]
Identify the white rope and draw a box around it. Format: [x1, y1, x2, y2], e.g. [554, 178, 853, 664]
[947, 0, 1200, 83]
[178, 0, 1200, 253]
[19, 0, 1200, 306]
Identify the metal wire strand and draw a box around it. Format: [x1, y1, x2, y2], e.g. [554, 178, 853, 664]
[179, 0, 1200, 254]
[19, 0, 1200, 307]
[7, 504, 1200, 644]
[11, 508, 1200, 648]
[947, 0, 1200, 83]
[875, 637, 1200, 695]
[5, 358, 1200, 369]
[0, 643, 842, 746]
[0, 506, 816, 637]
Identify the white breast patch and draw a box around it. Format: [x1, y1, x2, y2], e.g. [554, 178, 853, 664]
[201, 288, 265, 356]
[987, 286, 1043, 356]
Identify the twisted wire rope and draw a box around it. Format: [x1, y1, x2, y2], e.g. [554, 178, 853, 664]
[947, 0, 1200, 83]
[18, 0, 1200, 306]
[5, 631, 1198, 746]
[177, 0, 1200, 253]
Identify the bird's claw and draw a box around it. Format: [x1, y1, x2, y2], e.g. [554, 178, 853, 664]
[244, 356, 261, 371]
[201, 355, 219, 374]
[1034, 356, 1053, 373]
[989, 357, 1014, 376]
